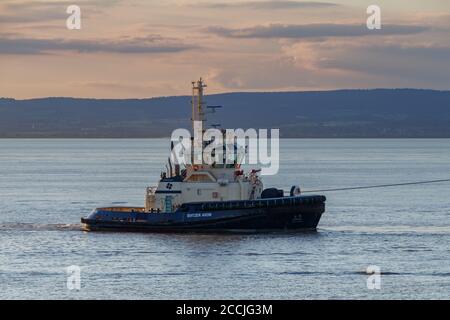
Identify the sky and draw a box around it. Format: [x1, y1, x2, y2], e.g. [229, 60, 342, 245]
[0, 0, 449, 99]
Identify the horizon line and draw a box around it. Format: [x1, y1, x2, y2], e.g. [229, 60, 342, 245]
[2, 87, 449, 101]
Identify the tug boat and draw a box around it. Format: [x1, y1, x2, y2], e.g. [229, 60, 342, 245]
[81, 79, 326, 232]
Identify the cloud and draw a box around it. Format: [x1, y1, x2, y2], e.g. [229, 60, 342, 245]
[208, 23, 430, 39]
[315, 42, 450, 83]
[0, 0, 122, 24]
[0, 36, 196, 55]
[0, 10, 65, 23]
[194, 1, 338, 10]
[205, 36, 450, 92]
[3, 0, 122, 9]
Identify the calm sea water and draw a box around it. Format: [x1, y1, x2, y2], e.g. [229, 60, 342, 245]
[0, 139, 449, 300]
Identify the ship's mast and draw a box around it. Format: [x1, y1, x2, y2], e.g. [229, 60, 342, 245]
[190, 78, 226, 168]
[191, 78, 207, 132]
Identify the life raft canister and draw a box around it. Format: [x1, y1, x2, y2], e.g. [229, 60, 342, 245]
[290, 185, 302, 196]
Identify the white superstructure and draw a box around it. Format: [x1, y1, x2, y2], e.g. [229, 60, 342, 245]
[145, 78, 263, 212]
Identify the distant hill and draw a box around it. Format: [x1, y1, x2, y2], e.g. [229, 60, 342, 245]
[1, 89, 449, 138]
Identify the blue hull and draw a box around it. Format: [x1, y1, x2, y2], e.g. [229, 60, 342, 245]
[81, 195, 326, 233]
